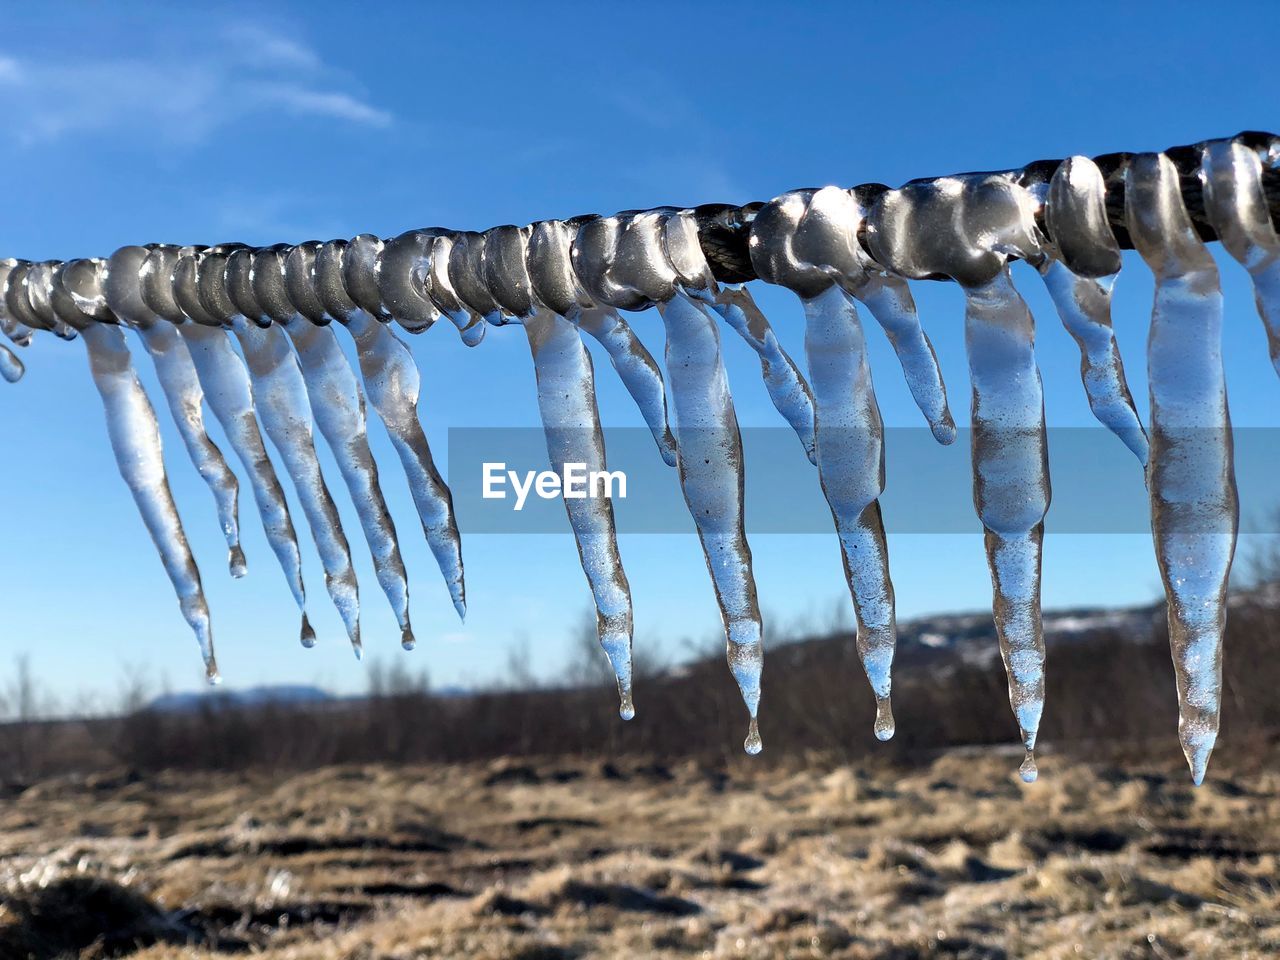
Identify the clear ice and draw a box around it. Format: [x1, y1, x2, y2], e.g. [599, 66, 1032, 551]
[5, 132, 1274, 780]
[801, 284, 898, 740]
[1201, 139, 1280, 378]
[964, 268, 1050, 782]
[133, 322, 245, 576]
[523, 307, 636, 718]
[713, 284, 818, 463]
[279, 316, 415, 649]
[0, 259, 35, 348]
[341, 306, 467, 621]
[1039, 156, 1148, 464]
[800, 187, 954, 445]
[0, 343, 23, 383]
[103, 247, 245, 575]
[748, 189, 901, 737]
[575, 305, 678, 466]
[229, 317, 363, 651]
[657, 291, 764, 752]
[1127, 152, 1237, 785]
[81, 321, 218, 680]
[177, 321, 314, 645]
[844, 272, 955, 445]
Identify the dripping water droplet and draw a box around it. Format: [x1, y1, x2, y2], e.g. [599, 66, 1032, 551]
[228, 545, 248, 579]
[874, 697, 895, 741]
[1019, 750, 1039, 783]
[300, 615, 317, 649]
[744, 718, 763, 756]
[401, 625, 416, 651]
[0, 344, 25, 383]
[618, 691, 635, 721]
[206, 661, 222, 685]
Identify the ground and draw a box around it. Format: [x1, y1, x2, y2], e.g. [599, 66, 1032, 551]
[1, 750, 1277, 959]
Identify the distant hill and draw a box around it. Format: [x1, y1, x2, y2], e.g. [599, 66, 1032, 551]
[147, 684, 334, 714]
[143, 599, 1176, 712]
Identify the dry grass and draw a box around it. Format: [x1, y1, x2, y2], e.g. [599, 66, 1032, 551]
[1, 751, 1278, 959]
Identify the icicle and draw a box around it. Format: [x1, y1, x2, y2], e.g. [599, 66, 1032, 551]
[712, 284, 818, 463]
[802, 286, 897, 738]
[0, 343, 22, 382]
[749, 194, 897, 739]
[45, 261, 218, 680]
[104, 247, 244, 577]
[964, 269, 1050, 781]
[474, 223, 638, 713]
[1127, 152, 1237, 785]
[576, 306, 678, 466]
[135, 324, 246, 576]
[526, 219, 677, 466]
[195, 249, 364, 653]
[1039, 157, 1148, 465]
[524, 308, 636, 717]
[1201, 138, 1280, 376]
[138, 246, 314, 646]
[82, 323, 219, 677]
[316, 239, 466, 621]
[864, 174, 1050, 777]
[272, 244, 415, 649]
[789, 187, 955, 444]
[178, 324, 314, 644]
[658, 291, 764, 750]
[850, 274, 956, 445]
[658, 208, 820, 462]
[569, 210, 764, 744]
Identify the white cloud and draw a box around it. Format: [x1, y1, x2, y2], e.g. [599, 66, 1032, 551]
[0, 21, 392, 147]
[254, 84, 392, 128]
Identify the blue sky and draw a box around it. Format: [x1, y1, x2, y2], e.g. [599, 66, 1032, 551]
[1, 1, 1278, 708]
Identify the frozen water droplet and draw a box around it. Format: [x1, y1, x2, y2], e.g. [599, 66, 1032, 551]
[874, 697, 895, 741]
[0, 343, 24, 382]
[744, 718, 763, 755]
[1019, 750, 1039, 783]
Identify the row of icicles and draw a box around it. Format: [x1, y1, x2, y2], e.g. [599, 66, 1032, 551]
[3, 133, 1276, 783]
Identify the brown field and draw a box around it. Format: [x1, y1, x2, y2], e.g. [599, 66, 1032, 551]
[1, 749, 1278, 960]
